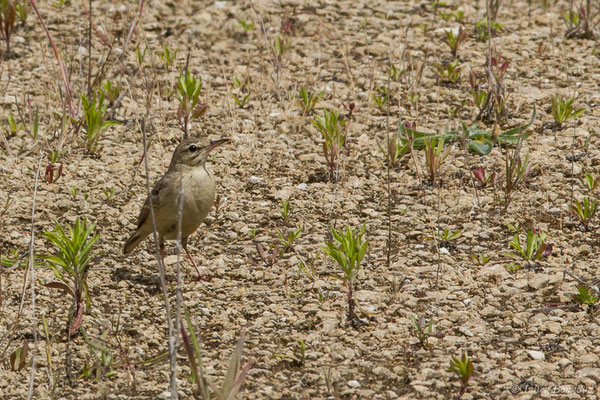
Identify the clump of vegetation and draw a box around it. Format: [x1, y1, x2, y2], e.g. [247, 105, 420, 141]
[80, 90, 120, 152]
[410, 315, 444, 348]
[435, 60, 462, 84]
[442, 26, 468, 59]
[312, 109, 347, 182]
[424, 135, 450, 185]
[572, 286, 599, 317]
[232, 77, 251, 109]
[571, 173, 598, 230]
[43, 218, 100, 333]
[371, 85, 392, 109]
[323, 225, 368, 323]
[504, 226, 551, 270]
[176, 68, 206, 139]
[297, 88, 324, 115]
[157, 43, 177, 71]
[448, 353, 474, 399]
[550, 95, 585, 128]
[474, 17, 503, 41]
[0, 0, 17, 54]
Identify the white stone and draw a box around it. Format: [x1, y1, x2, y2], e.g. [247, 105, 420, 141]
[527, 350, 545, 360]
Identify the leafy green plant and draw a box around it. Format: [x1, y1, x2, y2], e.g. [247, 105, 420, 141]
[435, 60, 462, 84]
[135, 45, 147, 67]
[280, 199, 291, 221]
[424, 135, 450, 185]
[430, 228, 462, 246]
[471, 167, 497, 189]
[372, 85, 392, 109]
[176, 69, 204, 139]
[80, 91, 120, 151]
[237, 18, 255, 33]
[389, 64, 405, 82]
[181, 311, 250, 399]
[323, 225, 368, 322]
[275, 225, 302, 251]
[583, 173, 598, 192]
[312, 109, 347, 182]
[43, 218, 100, 333]
[232, 92, 250, 108]
[474, 17, 503, 41]
[442, 26, 468, 59]
[102, 80, 120, 106]
[410, 315, 443, 348]
[448, 353, 474, 399]
[505, 227, 549, 266]
[80, 329, 117, 381]
[470, 253, 490, 266]
[103, 187, 115, 206]
[273, 36, 289, 62]
[156, 43, 177, 71]
[572, 286, 599, 315]
[6, 113, 23, 136]
[297, 88, 324, 115]
[0, 0, 17, 54]
[570, 197, 597, 230]
[502, 150, 532, 214]
[505, 262, 523, 275]
[550, 95, 585, 127]
[274, 338, 306, 366]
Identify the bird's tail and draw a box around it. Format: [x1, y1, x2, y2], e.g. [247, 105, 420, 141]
[123, 230, 149, 254]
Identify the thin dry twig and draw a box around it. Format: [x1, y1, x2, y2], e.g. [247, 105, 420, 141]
[27, 153, 43, 399]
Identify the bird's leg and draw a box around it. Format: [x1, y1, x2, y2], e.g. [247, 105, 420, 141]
[159, 238, 166, 266]
[182, 237, 207, 280]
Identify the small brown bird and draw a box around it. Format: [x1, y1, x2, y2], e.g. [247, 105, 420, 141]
[123, 137, 228, 276]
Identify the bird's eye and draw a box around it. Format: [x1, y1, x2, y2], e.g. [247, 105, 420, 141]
[188, 145, 198, 152]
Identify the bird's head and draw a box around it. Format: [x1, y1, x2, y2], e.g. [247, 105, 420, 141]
[169, 137, 229, 170]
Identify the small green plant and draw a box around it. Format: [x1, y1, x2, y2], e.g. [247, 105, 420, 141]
[429, 228, 462, 246]
[502, 150, 532, 214]
[505, 227, 549, 266]
[448, 353, 474, 399]
[6, 113, 23, 136]
[442, 26, 468, 59]
[505, 262, 523, 275]
[372, 85, 392, 109]
[470, 253, 490, 266]
[275, 225, 302, 251]
[474, 17, 503, 41]
[312, 109, 347, 182]
[424, 135, 450, 185]
[237, 18, 255, 33]
[80, 91, 120, 151]
[410, 315, 443, 348]
[570, 197, 597, 230]
[550, 95, 585, 127]
[297, 88, 324, 115]
[232, 92, 250, 108]
[176, 69, 204, 139]
[471, 167, 497, 189]
[69, 186, 78, 200]
[435, 60, 462, 84]
[181, 311, 250, 399]
[274, 338, 306, 366]
[43, 218, 100, 333]
[572, 286, 599, 316]
[102, 187, 115, 205]
[135, 45, 147, 67]
[323, 225, 368, 322]
[80, 329, 117, 381]
[507, 222, 521, 233]
[280, 199, 291, 221]
[583, 173, 598, 192]
[102, 80, 120, 106]
[156, 43, 177, 71]
[388, 64, 405, 82]
[273, 36, 289, 62]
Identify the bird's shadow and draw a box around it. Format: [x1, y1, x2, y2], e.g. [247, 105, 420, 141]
[111, 267, 163, 295]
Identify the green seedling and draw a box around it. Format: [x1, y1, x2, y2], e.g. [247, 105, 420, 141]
[80, 328, 117, 381]
[474, 17, 503, 41]
[505, 227, 549, 266]
[424, 135, 450, 185]
[43, 218, 100, 333]
[372, 85, 392, 109]
[408, 92, 419, 109]
[323, 225, 368, 322]
[273, 36, 289, 61]
[502, 151, 532, 214]
[312, 109, 347, 182]
[550, 95, 585, 127]
[7, 113, 23, 135]
[275, 225, 302, 251]
[255, 242, 281, 267]
[80, 90, 120, 151]
[274, 338, 306, 366]
[429, 228, 462, 245]
[102, 80, 121, 105]
[103, 187, 115, 205]
[135, 45, 147, 67]
[297, 88, 324, 115]
[570, 197, 597, 230]
[442, 26, 468, 59]
[470, 253, 490, 266]
[14, 0, 25, 24]
[0, 0, 16, 54]
[389, 64, 405, 82]
[583, 173, 598, 192]
[505, 262, 523, 275]
[280, 199, 291, 221]
[410, 315, 443, 348]
[237, 18, 255, 33]
[176, 69, 204, 139]
[181, 311, 250, 399]
[471, 167, 497, 188]
[435, 60, 462, 84]
[448, 353, 473, 399]
[69, 186, 78, 200]
[232, 92, 251, 109]
[9, 341, 30, 371]
[572, 286, 599, 315]
[156, 43, 177, 71]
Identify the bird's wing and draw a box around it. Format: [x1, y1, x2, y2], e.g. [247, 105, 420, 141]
[136, 174, 175, 229]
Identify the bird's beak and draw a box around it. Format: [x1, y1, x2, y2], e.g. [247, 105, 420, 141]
[207, 138, 229, 152]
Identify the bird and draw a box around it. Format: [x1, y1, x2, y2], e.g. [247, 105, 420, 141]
[123, 137, 229, 277]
